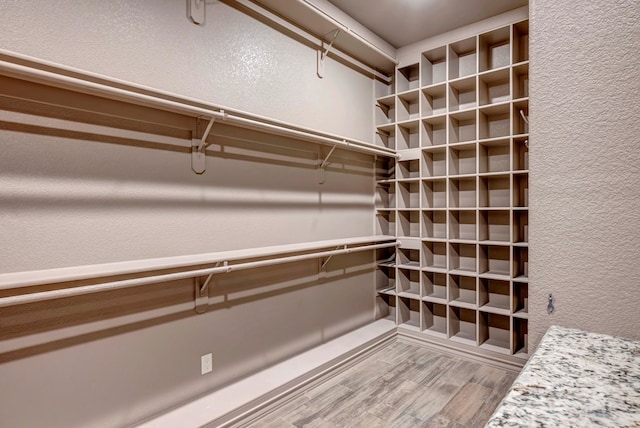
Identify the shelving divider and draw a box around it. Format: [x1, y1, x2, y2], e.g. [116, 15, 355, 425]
[373, 18, 529, 363]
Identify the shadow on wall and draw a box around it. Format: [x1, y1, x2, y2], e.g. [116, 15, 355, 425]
[0, 254, 371, 364]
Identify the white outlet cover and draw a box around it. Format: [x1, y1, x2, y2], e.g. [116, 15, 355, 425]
[201, 353, 213, 375]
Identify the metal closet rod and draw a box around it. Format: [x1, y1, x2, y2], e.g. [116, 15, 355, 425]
[0, 241, 399, 308]
[0, 50, 397, 159]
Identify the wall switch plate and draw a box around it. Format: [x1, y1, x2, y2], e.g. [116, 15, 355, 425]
[201, 353, 213, 375]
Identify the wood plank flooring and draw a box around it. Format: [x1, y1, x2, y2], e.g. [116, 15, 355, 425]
[244, 339, 518, 428]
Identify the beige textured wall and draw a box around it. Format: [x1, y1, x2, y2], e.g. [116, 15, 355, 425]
[0, 1, 379, 427]
[529, 0, 640, 348]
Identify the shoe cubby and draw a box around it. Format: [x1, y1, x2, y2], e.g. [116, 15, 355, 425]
[513, 100, 529, 135]
[449, 177, 476, 208]
[397, 63, 420, 93]
[421, 116, 447, 147]
[478, 138, 510, 173]
[398, 180, 420, 209]
[422, 241, 447, 271]
[375, 77, 395, 99]
[376, 210, 396, 235]
[479, 311, 511, 354]
[478, 68, 511, 106]
[449, 210, 476, 241]
[375, 17, 529, 361]
[478, 244, 510, 279]
[512, 20, 529, 64]
[376, 246, 396, 267]
[513, 210, 529, 244]
[448, 110, 477, 144]
[375, 123, 396, 149]
[449, 243, 477, 274]
[449, 306, 477, 345]
[397, 210, 420, 238]
[398, 297, 421, 329]
[375, 95, 396, 126]
[512, 281, 528, 317]
[397, 247, 421, 269]
[397, 121, 420, 150]
[375, 156, 395, 181]
[398, 268, 421, 298]
[512, 62, 529, 100]
[478, 103, 511, 140]
[422, 179, 447, 209]
[448, 36, 477, 80]
[421, 46, 447, 86]
[421, 147, 447, 178]
[513, 246, 528, 280]
[448, 76, 477, 112]
[479, 278, 510, 315]
[449, 142, 476, 175]
[422, 271, 447, 303]
[397, 91, 420, 122]
[398, 159, 420, 180]
[421, 84, 447, 117]
[512, 317, 528, 356]
[478, 209, 510, 243]
[376, 293, 396, 322]
[375, 182, 394, 210]
[513, 173, 529, 207]
[422, 210, 447, 240]
[513, 136, 529, 171]
[449, 274, 477, 309]
[376, 266, 396, 295]
[479, 26, 511, 72]
[479, 174, 510, 208]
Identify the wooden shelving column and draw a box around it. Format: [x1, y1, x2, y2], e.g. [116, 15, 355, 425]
[374, 19, 529, 361]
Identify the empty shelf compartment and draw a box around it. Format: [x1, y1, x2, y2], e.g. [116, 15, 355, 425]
[448, 76, 477, 112]
[449, 274, 477, 309]
[449, 142, 477, 175]
[396, 121, 420, 150]
[397, 91, 420, 122]
[479, 174, 510, 208]
[479, 278, 510, 314]
[376, 293, 397, 322]
[422, 179, 447, 209]
[421, 116, 447, 147]
[398, 210, 420, 238]
[398, 268, 421, 297]
[512, 317, 529, 357]
[479, 138, 510, 173]
[449, 210, 477, 241]
[479, 68, 511, 106]
[479, 26, 511, 72]
[422, 147, 447, 177]
[479, 104, 510, 140]
[512, 62, 529, 99]
[512, 281, 528, 317]
[479, 210, 510, 243]
[422, 271, 447, 303]
[376, 210, 396, 235]
[422, 301, 448, 337]
[449, 306, 477, 345]
[398, 297, 421, 329]
[422, 210, 447, 240]
[397, 63, 420, 92]
[421, 84, 447, 117]
[397, 181, 420, 209]
[479, 312, 511, 354]
[422, 241, 447, 271]
[449, 242, 477, 274]
[397, 159, 420, 180]
[512, 20, 530, 64]
[449, 110, 477, 144]
[375, 95, 395, 126]
[513, 246, 529, 279]
[397, 247, 421, 268]
[513, 210, 529, 244]
[375, 124, 396, 150]
[513, 174, 529, 208]
[449, 177, 476, 208]
[449, 37, 477, 79]
[479, 245, 510, 278]
[513, 137, 529, 171]
[421, 46, 447, 86]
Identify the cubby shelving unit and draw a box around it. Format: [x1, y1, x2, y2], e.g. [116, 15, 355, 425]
[373, 19, 530, 362]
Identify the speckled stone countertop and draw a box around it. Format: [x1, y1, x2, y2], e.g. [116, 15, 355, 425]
[486, 325, 640, 427]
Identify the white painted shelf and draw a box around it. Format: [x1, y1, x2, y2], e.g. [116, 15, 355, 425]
[374, 19, 530, 361]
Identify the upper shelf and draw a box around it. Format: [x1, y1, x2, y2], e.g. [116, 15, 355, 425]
[246, 0, 398, 75]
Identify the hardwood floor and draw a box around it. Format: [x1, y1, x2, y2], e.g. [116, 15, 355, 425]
[244, 339, 518, 428]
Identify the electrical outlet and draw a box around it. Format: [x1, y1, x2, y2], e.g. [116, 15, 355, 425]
[201, 353, 213, 375]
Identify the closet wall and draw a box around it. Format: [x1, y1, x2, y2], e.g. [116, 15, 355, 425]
[0, 1, 380, 427]
[529, 0, 640, 348]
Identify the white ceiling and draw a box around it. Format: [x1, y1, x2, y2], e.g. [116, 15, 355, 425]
[327, 0, 529, 48]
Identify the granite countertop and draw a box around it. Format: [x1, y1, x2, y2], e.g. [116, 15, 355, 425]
[486, 325, 640, 427]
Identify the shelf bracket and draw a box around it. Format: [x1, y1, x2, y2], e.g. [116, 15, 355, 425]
[188, 0, 206, 25]
[317, 144, 338, 184]
[376, 102, 390, 116]
[320, 245, 347, 270]
[194, 273, 213, 314]
[376, 129, 390, 138]
[317, 29, 340, 78]
[191, 116, 216, 174]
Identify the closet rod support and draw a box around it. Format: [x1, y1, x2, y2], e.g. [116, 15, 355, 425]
[191, 115, 217, 174]
[317, 29, 340, 78]
[188, 0, 206, 25]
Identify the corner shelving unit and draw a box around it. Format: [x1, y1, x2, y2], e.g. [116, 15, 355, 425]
[374, 18, 530, 362]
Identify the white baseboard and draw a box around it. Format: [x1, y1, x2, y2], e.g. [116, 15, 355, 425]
[136, 319, 397, 428]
